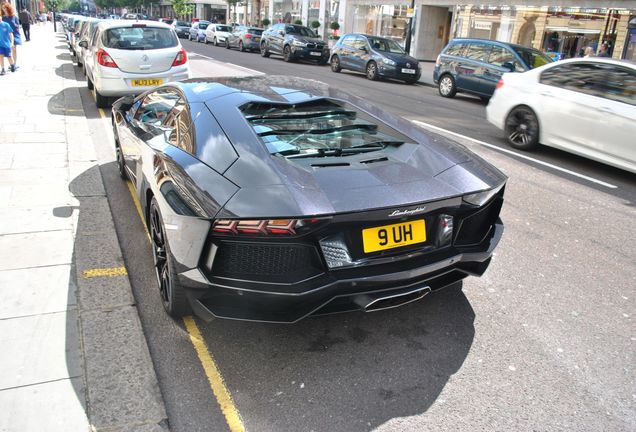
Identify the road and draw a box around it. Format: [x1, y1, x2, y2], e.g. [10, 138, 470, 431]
[76, 40, 635, 432]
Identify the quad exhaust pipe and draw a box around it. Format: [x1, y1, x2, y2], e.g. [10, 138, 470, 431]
[355, 287, 432, 312]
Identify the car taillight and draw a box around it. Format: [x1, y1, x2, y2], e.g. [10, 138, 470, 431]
[96, 49, 118, 68]
[172, 48, 187, 66]
[496, 79, 504, 90]
[212, 218, 322, 236]
[245, 33, 252, 39]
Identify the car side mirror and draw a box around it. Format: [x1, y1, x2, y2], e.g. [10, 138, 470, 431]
[78, 40, 88, 48]
[502, 61, 515, 72]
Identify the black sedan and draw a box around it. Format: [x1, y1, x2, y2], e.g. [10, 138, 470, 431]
[111, 76, 506, 323]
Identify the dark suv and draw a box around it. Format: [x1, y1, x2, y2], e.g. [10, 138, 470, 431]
[433, 38, 552, 100]
[260, 23, 329, 64]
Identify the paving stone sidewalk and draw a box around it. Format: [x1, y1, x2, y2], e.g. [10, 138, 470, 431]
[0, 23, 169, 432]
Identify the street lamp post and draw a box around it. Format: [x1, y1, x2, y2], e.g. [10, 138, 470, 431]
[404, 0, 415, 54]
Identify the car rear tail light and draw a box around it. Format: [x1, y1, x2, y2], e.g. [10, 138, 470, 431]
[96, 49, 118, 68]
[496, 79, 504, 90]
[245, 34, 252, 39]
[212, 218, 323, 236]
[172, 48, 187, 66]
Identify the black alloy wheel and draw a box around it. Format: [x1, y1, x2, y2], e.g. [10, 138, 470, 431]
[505, 106, 540, 150]
[239, 40, 245, 52]
[148, 198, 191, 317]
[283, 45, 293, 62]
[366, 61, 378, 80]
[260, 42, 270, 57]
[330, 55, 341, 72]
[438, 74, 457, 98]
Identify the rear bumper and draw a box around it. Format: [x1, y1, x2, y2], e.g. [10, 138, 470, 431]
[180, 221, 503, 323]
[93, 66, 190, 96]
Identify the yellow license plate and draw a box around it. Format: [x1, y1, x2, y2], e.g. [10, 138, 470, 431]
[131, 79, 163, 87]
[362, 220, 426, 253]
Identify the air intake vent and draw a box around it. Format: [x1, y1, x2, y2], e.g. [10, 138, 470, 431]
[360, 157, 388, 164]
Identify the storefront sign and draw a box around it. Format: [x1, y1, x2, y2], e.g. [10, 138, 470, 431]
[473, 21, 492, 31]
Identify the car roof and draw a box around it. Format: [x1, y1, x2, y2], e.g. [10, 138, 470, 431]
[541, 56, 636, 69]
[447, 38, 542, 51]
[96, 20, 173, 30]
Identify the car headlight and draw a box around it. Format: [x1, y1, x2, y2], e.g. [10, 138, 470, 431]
[292, 40, 306, 47]
[463, 184, 504, 207]
[382, 58, 396, 66]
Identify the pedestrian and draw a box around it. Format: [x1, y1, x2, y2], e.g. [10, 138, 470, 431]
[598, 42, 610, 57]
[1, 2, 21, 68]
[0, 15, 15, 74]
[18, 7, 31, 41]
[583, 46, 594, 57]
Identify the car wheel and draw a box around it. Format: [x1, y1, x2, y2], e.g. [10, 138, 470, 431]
[260, 42, 270, 57]
[94, 87, 109, 108]
[366, 61, 378, 80]
[87, 75, 94, 90]
[330, 55, 342, 72]
[148, 197, 191, 317]
[214, 37, 218, 46]
[283, 45, 293, 62]
[438, 74, 457, 98]
[204, 36, 209, 44]
[239, 40, 245, 52]
[188, 34, 192, 41]
[115, 144, 127, 180]
[505, 106, 540, 150]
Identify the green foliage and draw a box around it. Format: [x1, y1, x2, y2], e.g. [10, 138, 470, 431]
[67, 0, 80, 11]
[294, 19, 303, 25]
[310, 20, 320, 29]
[261, 18, 270, 27]
[329, 21, 339, 31]
[172, 0, 193, 18]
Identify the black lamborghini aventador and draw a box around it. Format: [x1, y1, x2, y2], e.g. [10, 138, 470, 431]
[111, 75, 506, 323]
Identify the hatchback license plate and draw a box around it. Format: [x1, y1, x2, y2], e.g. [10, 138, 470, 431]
[362, 220, 426, 253]
[310, 51, 322, 56]
[131, 79, 163, 87]
[401, 68, 416, 74]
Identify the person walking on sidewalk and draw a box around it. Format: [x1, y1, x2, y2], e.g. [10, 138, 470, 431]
[18, 7, 31, 41]
[1, 2, 21, 69]
[0, 17, 15, 74]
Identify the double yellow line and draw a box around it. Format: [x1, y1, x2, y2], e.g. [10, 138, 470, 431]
[96, 107, 245, 432]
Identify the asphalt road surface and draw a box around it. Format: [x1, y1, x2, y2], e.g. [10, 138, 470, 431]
[75, 42, 635, 432]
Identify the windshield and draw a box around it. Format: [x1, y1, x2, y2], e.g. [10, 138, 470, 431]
[216, 25, 231, 32]
[242, 99, 408, 157]
[368, 37, 405, 54]
[285, 25, 316, 38]
[103, 26, 178, 50]
[512, 46, 552, 69]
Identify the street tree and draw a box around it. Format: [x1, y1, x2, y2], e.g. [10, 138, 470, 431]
[172, 0, 193, 18]
[225, 0, 239, 23]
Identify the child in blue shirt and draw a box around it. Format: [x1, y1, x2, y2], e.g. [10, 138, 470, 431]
[0, 20, 15, 75]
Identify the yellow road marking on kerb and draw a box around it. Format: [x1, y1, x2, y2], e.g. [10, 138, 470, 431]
[98, 108, 107, 118]
[82, 267, 128, 278]
[123, 180, 244, 431]
[184, 316, 246, 432]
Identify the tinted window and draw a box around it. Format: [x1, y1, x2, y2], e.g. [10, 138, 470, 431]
[216, 25, 231, 32]
[540, 63, 607, 98]
[351, 35, 367, 50]
[176, 21, 190, 27]
[464, 43, 490, 62]
[247, 28, 263, 35]
[512, 46, 551, 70]
[103, 26, 178, 50]
[285, 25, 315, 37]
[445, 42, 466, 56]
[339, 35, 355, 48]
[602, 65, 636, 106]
[199, 23, 209, 29]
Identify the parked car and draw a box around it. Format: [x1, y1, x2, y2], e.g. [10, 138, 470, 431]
[486, 58, 636, 173]
[204, 23, 232, 46]
[225, 26, 263, 52]
[74, 18, 101, 69]
[260, 23, 329, 64]
[189, 20, 210, 42]
[434, 38, 553, 100]
[330, 33, 421, 83]
[171, 20, 191, 39]
[68, 15, 88, 56]
[81, 20, 190, 108]
[110, 75, 507, 321]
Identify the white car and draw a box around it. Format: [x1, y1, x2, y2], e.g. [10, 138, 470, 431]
[81, 20, 190, 108]
[486, 57, 636, 173]
[204, 23, 232, 46]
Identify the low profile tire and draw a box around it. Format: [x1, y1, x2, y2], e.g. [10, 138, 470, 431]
[330, 55, 342, 72]
[283, 45, 293, 62]
[438, 74, 457, 98]
[505, 106, 540, 150]
[239, 40, 244, 52]
[260, 42, 270, 57]
[148, 198, 191, 318]
[366, 61, 378, 80]
[115, 144, 127, 180]
[87, 75, 94, 90]
[94, 87, 108, 108]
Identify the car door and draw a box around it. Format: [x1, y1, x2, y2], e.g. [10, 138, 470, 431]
[457, 42, 491, 94]
[335, 35, 355, 69]
[483, 46, 521, 96]
[349, 35, 371, 72]
[536, 63, 602, 153]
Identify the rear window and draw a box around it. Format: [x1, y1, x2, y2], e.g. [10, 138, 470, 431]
[241, 99, 410, 158]
[199, 23, 209, 29]
[103, 26, 178, 50]
[247, 28, 263, 35]
[176, 21, 190, 27]
[216, 25, 231, 32]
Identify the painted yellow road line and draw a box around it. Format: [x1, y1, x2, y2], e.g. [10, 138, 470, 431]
[123, 162, 244, 431]
[183, 316, 245, 432]
[82, 266, 128, 278]
[98, 107, 107, 118]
